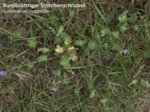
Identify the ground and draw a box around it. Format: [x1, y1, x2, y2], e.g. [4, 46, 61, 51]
[0, 0, 150, 112]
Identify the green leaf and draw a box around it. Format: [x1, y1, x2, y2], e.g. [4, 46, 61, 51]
[118, 11, 128, 24]
[57, 25, 64, 37]
[69, 10, 75, 17]
[120, 25, 127, 32]
[129, 13, 138, 24]
[128, 79, 138, 87]
[100, 28, 109, 37]
[60, 53, 73, 69]
[111, 31, 119, 38]
[90, 90, 97, 98]
[141, 79, 150, 88]
[37, 55, 48, 62]
[75, 39, 87, 47]
[60, 32, 72, 45]
[52, 69, 62, 76]
[37, 47, 49, 53]
[13, 30, 22, 38]
[64, 37, 72, 45]
[133, 25, 139, 31]
[54, 37, 63, 44]
[88, 40, 98, 50]
[27, 37, 37, 48]
[27, 62, 34, 69]
[60, 56, 70, 69]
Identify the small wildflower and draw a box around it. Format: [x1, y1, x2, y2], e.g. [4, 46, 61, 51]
[52, 87, 59, 93]
[121, 49, 128, 55]
[0, 71, 7, 77]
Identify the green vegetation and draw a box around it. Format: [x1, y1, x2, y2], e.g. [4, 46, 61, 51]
[0, 0, 150, 112]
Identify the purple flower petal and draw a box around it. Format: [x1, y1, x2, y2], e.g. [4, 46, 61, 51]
[52, 87, 59, 93]
[121, 49, 128, 55]
[0, 71, 7, 76]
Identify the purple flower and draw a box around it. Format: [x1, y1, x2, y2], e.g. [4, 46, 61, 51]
[52, 87, 59, 93]
[0, 71, 7, 77]
[121, 49, 128, 55]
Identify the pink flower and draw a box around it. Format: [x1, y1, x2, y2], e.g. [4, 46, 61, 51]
[52, 87, 59, 93]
